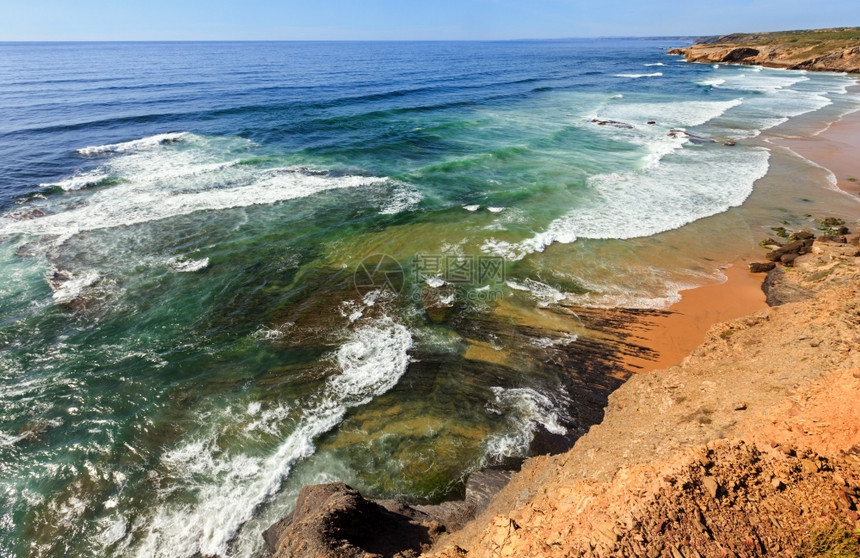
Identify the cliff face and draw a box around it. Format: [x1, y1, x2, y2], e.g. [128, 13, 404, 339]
[427, 233, 860, 557]
[668, 28, 860, 73]
[260, 231, 860, 558]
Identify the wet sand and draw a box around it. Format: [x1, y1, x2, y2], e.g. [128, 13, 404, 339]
[625, 262, 767, 373]
[777, 108, 860, 197]
[628, 108, 860, 373]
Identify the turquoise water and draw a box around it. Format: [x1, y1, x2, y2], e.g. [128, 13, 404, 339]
[0, 41, 858, 557]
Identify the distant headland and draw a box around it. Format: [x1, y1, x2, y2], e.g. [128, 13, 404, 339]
[668, 27, 860, 73]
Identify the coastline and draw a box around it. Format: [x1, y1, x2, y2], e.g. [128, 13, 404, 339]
[626, 103, 860, 374]
[261, 90, 860, 557]
[419, 129, 860, 558]
[624, 262, 767, 373]
[776, 106, 860, 197]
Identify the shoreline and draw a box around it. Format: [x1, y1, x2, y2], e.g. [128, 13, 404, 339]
[624, 261, 767, 373]
[624, 105, 860, 374]
[776, 107, 860, 197]
[259, 74, 860, 557]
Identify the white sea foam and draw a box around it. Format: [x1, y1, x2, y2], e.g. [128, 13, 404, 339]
[424, 276, 446, 288]
[40, 170, 110, 191]
[698, 78, 726, 87]
[586, 98, 744, 169]
[167, 257, 209, 273]
[51, 270, 100, 304]
[4, 132, 399, 243]
[379, 185, 423, 214]
[567, 288, 683, 310]
[2, 167, 388, 238]
[130, 318, 412, 558]
[485, 146, 770, 260]
[483, 387, 568, 465]
[595, 98, 742, 130]
[719, 86, 834, 136]
[711, 71, 808, 93]
[506, 279, 565, 307]
[615, 72, 663, 78]
[77, 133, 190, 155]
[644, 63, 665, 67]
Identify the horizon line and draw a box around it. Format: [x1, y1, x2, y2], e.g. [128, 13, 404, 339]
[0, 36, 702, 44]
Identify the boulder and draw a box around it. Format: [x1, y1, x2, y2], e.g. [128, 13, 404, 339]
[748, 262, 776, 273]
[780, 253, 798, 266]
[788, 230, 815, 242]
[765, 239, 813, 262]
[262, 483, 445, 558]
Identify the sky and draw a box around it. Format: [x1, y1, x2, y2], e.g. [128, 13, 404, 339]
[1, 0, 858, 41]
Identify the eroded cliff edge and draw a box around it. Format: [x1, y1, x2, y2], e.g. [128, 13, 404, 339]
[263, 230, 860, 557]
[668, 28, 860, 73]
[426, 232, 860, 557]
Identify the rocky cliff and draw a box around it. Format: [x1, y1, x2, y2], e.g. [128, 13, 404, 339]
[427, 229, 860, 557]
[262, 227, 860, 557]
[668, 28, 860, 73]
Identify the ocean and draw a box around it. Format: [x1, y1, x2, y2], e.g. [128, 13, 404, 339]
[0, 40, 858, 557]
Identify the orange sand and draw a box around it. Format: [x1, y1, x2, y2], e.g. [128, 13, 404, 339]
[628, 108, 860, 373]
[626, 263, 767, 373]
[627, 111, 860, 372]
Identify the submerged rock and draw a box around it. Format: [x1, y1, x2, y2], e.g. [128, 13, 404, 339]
[590, 119, 634, 129]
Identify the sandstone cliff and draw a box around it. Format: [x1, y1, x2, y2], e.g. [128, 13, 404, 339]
[427, 231, 860, 557]
[262, 228, 860, 557]
[668, 28, 860, 73]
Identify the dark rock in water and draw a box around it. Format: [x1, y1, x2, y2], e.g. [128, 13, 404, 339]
[8, 208, 47, 221]
[788, 230, 815, 242]
[723, 140, 736, 146]
[591, 118, 634, 129]
[818, 217, 845, 228]
[748, 262, 776, 273]
[667, 129, 716, 145]
[262, 471, 517, 557]
[411, 469, 516, 532]
[647, 121, 656, 125]
[420, 286, 457, 324]
[262, 483, 445, 558]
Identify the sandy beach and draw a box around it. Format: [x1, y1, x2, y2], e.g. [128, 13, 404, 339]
[627, 107, 860, 374]
[626, 262, 768, 373]
[778, 106, 860, 197]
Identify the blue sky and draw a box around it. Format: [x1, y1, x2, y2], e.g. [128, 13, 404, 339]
[1, 0, 857, 41]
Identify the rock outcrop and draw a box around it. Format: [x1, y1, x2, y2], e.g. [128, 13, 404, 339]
[262, 470, 517, 558]
[263, 229, 860, 558]
[427, 232, 860, 557]
[668, 28, 860, 73]
[262, 482, 446, 558]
